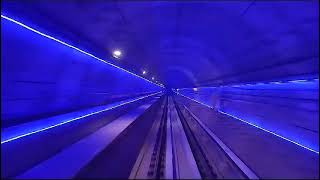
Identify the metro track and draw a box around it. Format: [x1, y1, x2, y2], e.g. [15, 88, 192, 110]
[2, 94, 317, 179]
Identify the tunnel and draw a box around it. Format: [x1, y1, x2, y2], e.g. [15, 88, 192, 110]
[1, 1, 319, 179]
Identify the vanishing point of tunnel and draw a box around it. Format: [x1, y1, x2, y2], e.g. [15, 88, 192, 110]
[1, 0, 319, 179]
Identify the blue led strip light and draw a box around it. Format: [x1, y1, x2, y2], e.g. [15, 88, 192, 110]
[175, 91, 214, 110]
[175, 92, 319, 154]
[1, 91, 162, 144]
[217, 110, 319, 154]
[1, 14, 164, 88]
[177, 78, 319, 90]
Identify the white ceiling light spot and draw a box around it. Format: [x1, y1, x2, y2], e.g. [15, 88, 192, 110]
[112, 50, 122, 59]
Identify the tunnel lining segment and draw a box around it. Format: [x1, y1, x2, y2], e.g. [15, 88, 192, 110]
[175, 91, 319, 154]
[1, 91, 163, 144]
[1, 14, 163, 88]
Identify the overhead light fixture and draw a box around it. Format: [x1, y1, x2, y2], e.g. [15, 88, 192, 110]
[193, 88, 198, 91]
[142, 70, 147, 75]
[112, 50, 121, 59]
[152, 77, 155, 80]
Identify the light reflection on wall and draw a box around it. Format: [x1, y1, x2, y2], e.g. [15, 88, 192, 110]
[176, 78, 319, 153]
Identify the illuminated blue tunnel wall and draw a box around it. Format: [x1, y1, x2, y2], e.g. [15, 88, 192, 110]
[1, 16, 162, 127]
[177, 79, 319, 153]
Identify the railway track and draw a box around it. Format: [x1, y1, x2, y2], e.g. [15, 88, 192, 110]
[130, 96, 253, 179]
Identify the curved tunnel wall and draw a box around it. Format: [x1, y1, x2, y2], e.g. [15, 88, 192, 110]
[177, 79, 319, 152]
[1, 17, 162, 127]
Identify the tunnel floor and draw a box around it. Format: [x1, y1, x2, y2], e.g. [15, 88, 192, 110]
[1, 94, 318, 179]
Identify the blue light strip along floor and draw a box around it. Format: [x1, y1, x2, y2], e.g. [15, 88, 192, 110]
[175, 91, 319, 154]
[1, 14, 164, 88]
[1, 91, 162, 144]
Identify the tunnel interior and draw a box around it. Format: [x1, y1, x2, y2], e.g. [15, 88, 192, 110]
[1, 1, 319, 179]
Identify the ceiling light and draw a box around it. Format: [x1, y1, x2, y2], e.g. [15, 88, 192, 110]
[142, 70, 147, 75]
[112, 50, 121, 58]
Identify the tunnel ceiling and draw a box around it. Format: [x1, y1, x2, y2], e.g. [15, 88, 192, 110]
[2, 0, 319, 88]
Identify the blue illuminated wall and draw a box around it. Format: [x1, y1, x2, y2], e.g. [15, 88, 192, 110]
[1, 17, 162, 127]
[177, 79, 319, 152]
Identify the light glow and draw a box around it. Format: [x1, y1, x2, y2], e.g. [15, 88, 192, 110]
[269, 82, 282, 84]
[287, 79, 308, 83]
[1, 91, 162, 144]
[180, 78, 319, 90]
[112, 50, 121, 59]
[113, 50, 121, 56]
[1, 14, 163, 88]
